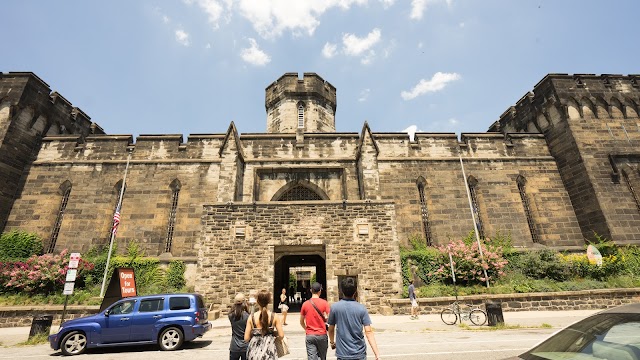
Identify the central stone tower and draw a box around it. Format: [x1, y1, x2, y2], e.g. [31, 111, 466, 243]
[265, 72, 337, 133]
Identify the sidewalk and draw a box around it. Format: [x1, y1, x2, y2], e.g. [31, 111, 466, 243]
[2, 309, 599, 349]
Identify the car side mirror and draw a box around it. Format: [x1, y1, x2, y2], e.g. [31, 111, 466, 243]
[104, 310, 110, 317]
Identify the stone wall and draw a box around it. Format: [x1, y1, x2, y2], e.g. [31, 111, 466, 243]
[0, 306, 100, 328]
[196, 201, 402, 314]
[491, 74, 640, 244]
[0, 72, 103, 233]
[388, 288, 640, 315]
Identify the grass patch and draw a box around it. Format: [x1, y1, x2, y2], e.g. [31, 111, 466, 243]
[17, 333, 49, 346]
[458, 323, 555, 331]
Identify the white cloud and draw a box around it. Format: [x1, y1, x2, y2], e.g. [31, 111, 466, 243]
[380, 0, 395, 8]
[448, 118, 458, 126]
[236, 0, 368, 39]
[205, 43, 212, 49]
[163, 15, 170, 24]
[343, 28, 381, 56]
[240, 38, 271, 66]
[401, 72, 461, 100]
[175, 30, 190, 46]
[418, 42, 423, 49]
[459, 22, 465, 28]
[322, 42, 338, 59]
[410, 0, 452, 20]
[358, 88, 370, 102]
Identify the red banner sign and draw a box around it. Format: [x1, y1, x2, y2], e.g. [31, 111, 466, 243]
[118, 268, 137, 297]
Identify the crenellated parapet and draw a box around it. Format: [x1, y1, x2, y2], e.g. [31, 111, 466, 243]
[489, 73, 640, 134]
[265, 72, 337, 133]
[0, 72, 104, 138]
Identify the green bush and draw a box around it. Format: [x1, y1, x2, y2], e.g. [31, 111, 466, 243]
[0, 231, 43, 260]
[165, 261, 186, 290]
[507, 249, 571, 281]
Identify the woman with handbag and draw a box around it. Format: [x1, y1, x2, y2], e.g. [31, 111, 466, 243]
[279, 288, 289, 325]
[244, 289, 286, 359]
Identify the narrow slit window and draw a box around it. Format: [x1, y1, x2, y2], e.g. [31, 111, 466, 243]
[517, 175, 539, 243]
[165, 180, 181, 253]
[48, 183, 72, 253]
[298, 104, 304, 128]
[417, 179, 432, 246]
[622, 170, 640, 215]
[468, 176, 485, 239]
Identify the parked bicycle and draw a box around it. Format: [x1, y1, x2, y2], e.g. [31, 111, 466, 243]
[440, 301, 487, 326]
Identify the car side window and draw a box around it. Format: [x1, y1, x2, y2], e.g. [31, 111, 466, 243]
[169, 297, 191, 310]
[139, 299, 164, 313]
[110, 300, 136, 315]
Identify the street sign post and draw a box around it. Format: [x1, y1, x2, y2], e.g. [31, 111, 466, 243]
[61, 253, 81, 323]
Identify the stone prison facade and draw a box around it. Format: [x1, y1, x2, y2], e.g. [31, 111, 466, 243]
[1, 71, 640, 313]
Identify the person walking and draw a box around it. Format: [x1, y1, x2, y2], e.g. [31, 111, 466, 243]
[279, 288, 289, 325]
[244, 289, 284, 360]
[300, 282, 330, 360]
[229, 293, 250, 360]
[328, 277, 380, 360]
[408, 280, 419, 320]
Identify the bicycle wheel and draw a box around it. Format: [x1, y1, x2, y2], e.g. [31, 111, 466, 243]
[469, 309, 487, 326]
[441, 308, 458, 325]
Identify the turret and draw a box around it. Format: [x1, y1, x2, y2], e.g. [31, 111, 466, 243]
[265, 72, 337, 133]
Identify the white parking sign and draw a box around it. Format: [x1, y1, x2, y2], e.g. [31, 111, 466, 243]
[63, 282, 75, 295]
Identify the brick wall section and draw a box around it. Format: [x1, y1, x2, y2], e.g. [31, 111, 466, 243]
[0, 306, 100, 328]
[196, 201, 402, 314]
[388, 288, 640, 315]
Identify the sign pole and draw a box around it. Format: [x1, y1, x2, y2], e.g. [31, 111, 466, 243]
[459, 154, 490, 288]
[100, 153, 132, 298]
[60, 295, 69, 324]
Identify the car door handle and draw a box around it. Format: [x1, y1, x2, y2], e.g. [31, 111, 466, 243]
[153, 315, 162, 319]
[120, 317, 129, 321]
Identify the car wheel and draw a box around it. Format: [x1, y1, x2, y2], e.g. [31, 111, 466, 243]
[158, 327, 184, 351]
[60, 331, 87, 356]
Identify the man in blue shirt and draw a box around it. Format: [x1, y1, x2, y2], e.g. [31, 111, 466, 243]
[327, 277, 380, 360]
[408, 280, 418, 320]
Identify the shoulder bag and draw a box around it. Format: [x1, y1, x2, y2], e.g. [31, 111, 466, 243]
[310, 299, 329, 331]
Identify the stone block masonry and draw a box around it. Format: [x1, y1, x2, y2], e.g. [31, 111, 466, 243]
[196, 201, 402, 314]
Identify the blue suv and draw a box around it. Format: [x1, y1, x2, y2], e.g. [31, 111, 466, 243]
[49, 293, 211, 355]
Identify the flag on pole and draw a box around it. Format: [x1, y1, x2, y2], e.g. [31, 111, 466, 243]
[112, 206, 121, 235]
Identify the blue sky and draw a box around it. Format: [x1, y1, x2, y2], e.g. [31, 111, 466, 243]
[2, 1, 639, 138]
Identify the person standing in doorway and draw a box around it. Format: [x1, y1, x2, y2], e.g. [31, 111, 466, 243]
[279, 288, 289, 325]
[229, 293, 250, 360]
[300, 282, 330, 360]
[408, 280, 419, 320]
[328, 277, 380, 360]
[289, 285, 295, 303]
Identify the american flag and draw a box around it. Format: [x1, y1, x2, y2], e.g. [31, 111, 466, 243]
[112, 206, 121, 235]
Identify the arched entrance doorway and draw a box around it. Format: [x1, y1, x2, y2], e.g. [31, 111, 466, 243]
[273, 245, 326, 313]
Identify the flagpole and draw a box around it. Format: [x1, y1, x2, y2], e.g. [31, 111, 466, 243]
[100, 152, 132, 298]
[458, 153, 490, 288]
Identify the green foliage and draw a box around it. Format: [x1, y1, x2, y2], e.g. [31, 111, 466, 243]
[587, 232, 618, 257]
[507, 249, 571, 281]
[0, 231, 43, 260]
[165, 261, 186, 289]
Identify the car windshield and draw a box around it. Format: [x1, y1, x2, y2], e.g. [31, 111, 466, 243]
[520, 313, 640, 360]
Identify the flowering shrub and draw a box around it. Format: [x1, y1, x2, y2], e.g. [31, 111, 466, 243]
[430, 237, 509, 285]
[560, 253, 623, 281]
[0, 249, 94, 294]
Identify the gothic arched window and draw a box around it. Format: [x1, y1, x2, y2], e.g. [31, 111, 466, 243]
[165, 179, 181, 253]
[417, 177, 432, 246]
[277, 185, 322, 201]
[47, 181, 72, 253]
[517, 175, 539, 243]
[622, 170, 640, 215]
[467, 175, 484, 239]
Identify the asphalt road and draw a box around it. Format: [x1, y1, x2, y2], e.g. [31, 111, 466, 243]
[0, 326, 553, 360]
